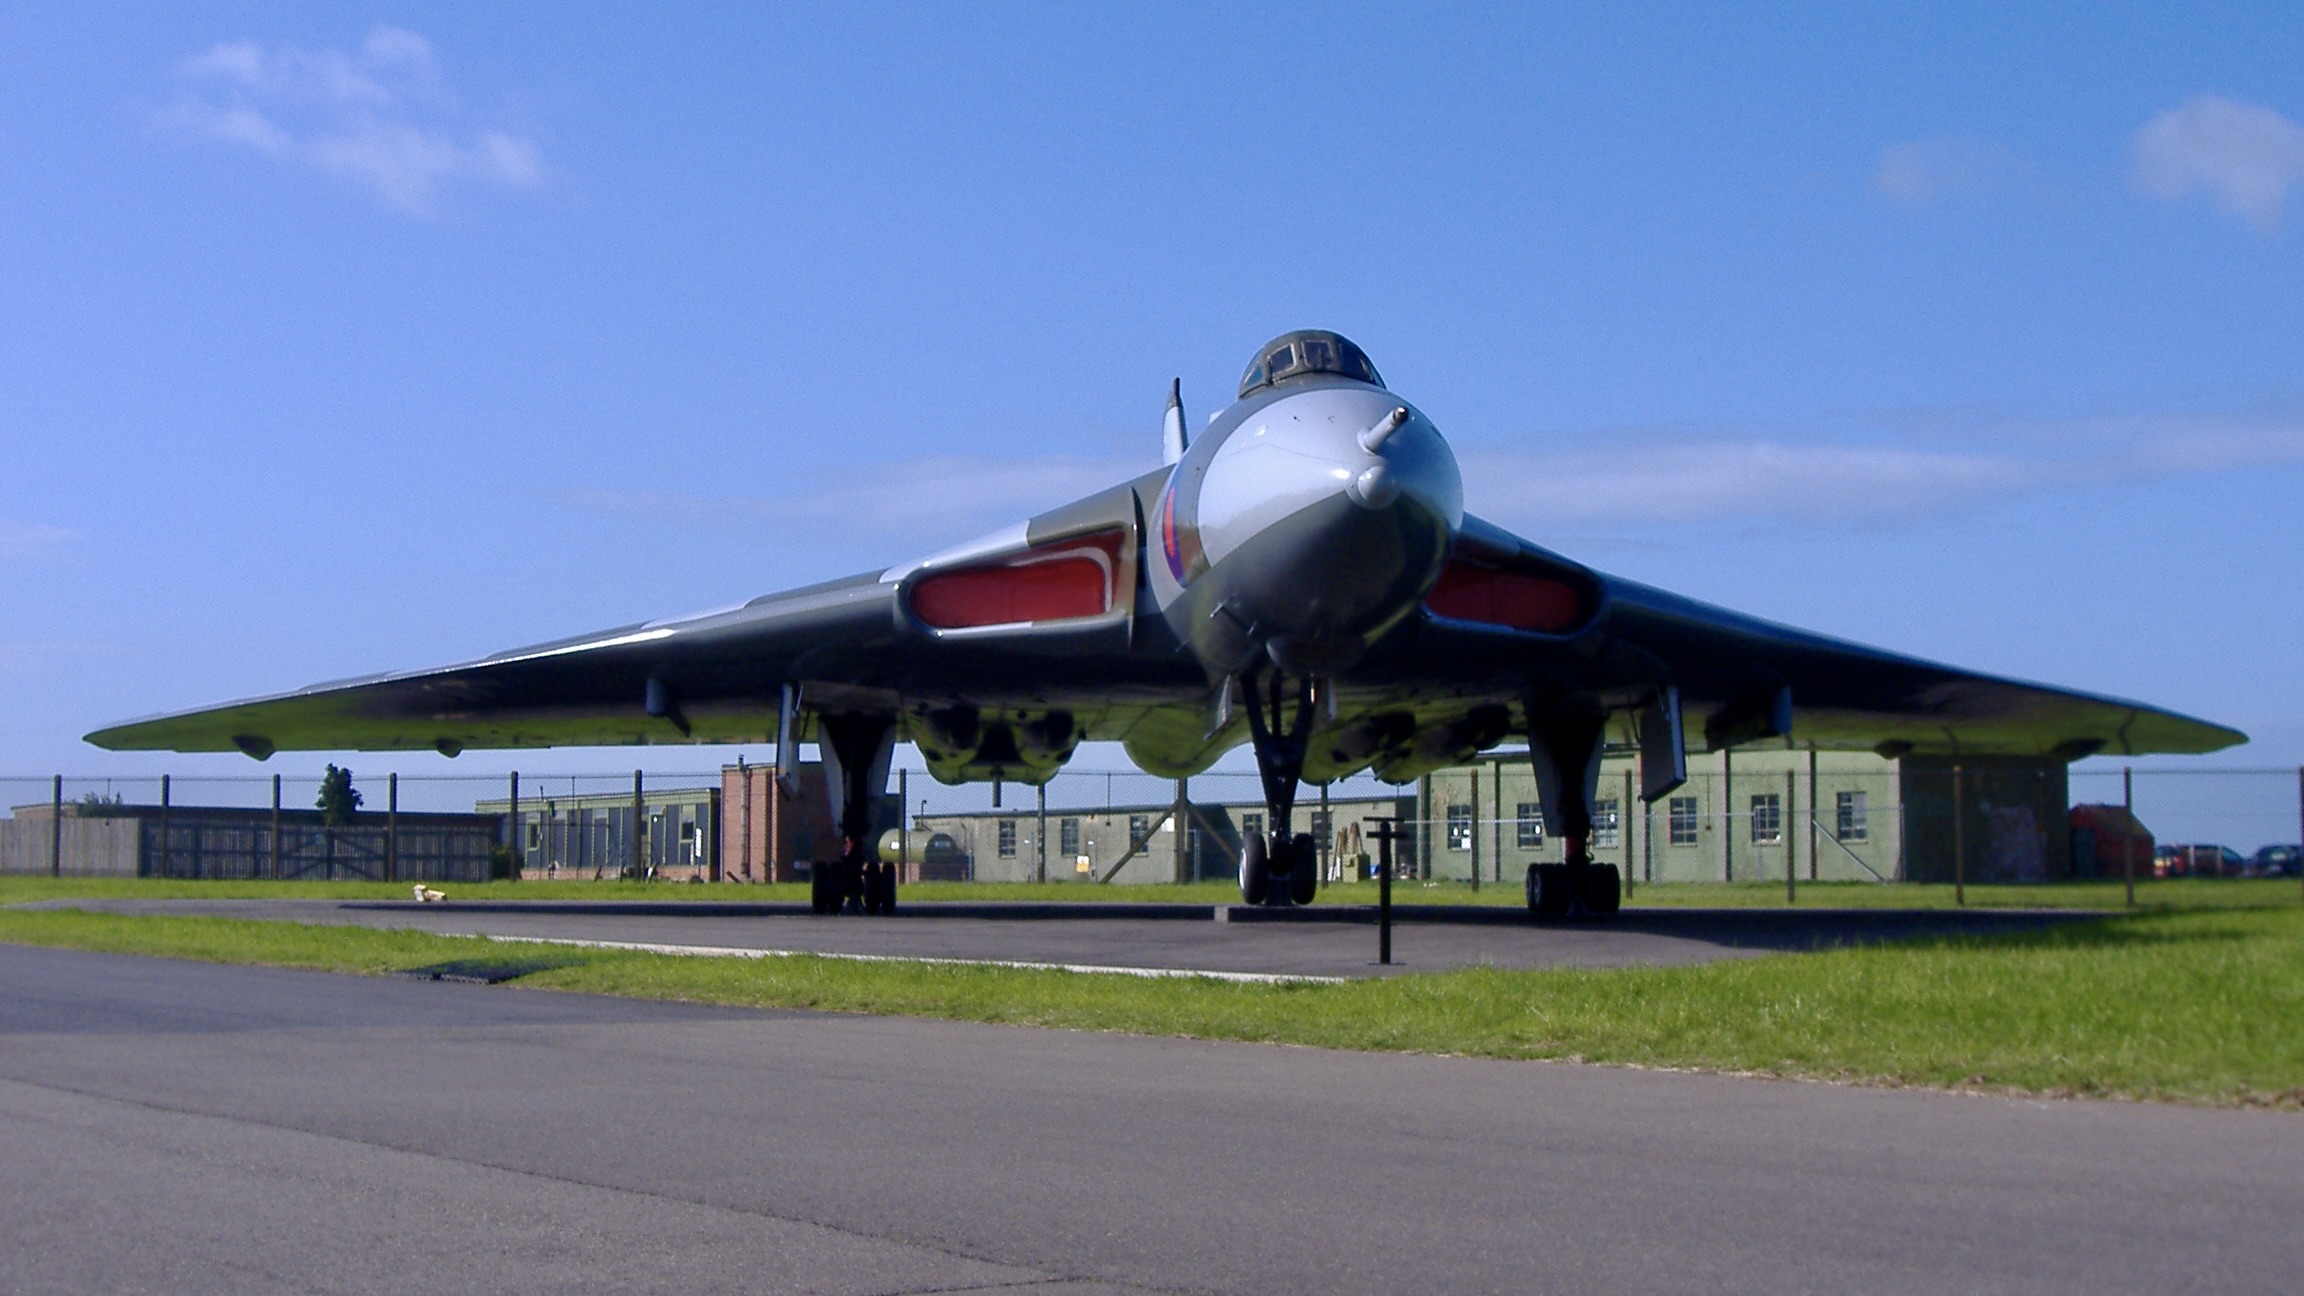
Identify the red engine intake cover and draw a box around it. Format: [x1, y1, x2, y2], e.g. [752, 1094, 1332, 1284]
[910, 530, 1124, 630]
[1424, 560, 1585, 633]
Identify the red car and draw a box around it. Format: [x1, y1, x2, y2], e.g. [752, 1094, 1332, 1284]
[2154, 844, 2246, 877]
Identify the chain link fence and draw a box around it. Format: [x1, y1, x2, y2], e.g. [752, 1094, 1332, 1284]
[3, 760, 2298, 887]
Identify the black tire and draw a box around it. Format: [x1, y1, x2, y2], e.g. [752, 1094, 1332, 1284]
[1529, 863, 1573, 920]
[1583, 863, 1622, 917]
[1289, 833, 1319, 905]
[809, 864, 829, 915]
[880, 861, 898, 915]
[1239, 834, 1269, 905]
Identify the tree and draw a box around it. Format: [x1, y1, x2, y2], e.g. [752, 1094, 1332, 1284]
[316, 765, 363, 826]
[74, 791, 128, 818]
[316, 765, 362, 879]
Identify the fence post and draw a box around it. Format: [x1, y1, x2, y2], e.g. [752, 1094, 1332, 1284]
[733, 757, 750, 882]
[1494, 763, 1506, 885]
[1035, 782, 1048, 884]
[1785, 768, 1797, 905]
[631, 769, 644, 879]
[50, 774, 62, 878]
[707, 784, 722, 882]
[270, 773, 282, 880]
[2295, 766, 2301, 906]
[508, 771, 521, 879]
[1807, 750, 1819, 883]
[1721, 749, 1734, 883]
[2122, 766, 2134, 909]
[1952, 763, 1965, 907]
[386, 772, 399, 884]
[1468, 759, 1480, 893]
[159, 774, 171, 878]
[897, 768, 909, 882]
[47, 770, 63, 871]
[1622, 768, 1635, 900]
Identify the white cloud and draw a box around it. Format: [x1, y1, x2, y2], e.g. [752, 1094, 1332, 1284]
[564, 455, 1150, 554]
[154, 26, 542, 216]
[1459, 409, 2304, 534]
[552, 407, 2304, 555]
[2131, 94, 2304, 233]
[0, 519, 72, 559]
[1872, 136, 2033, 204]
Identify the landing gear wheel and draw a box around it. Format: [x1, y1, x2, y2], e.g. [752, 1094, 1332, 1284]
[861, 862, 882, 915]
[810, 865, 830, 915]
[1239, 834, 1269, 906]
[1527, 863, 1572, 921]
[878, 862, 898, 915]
[1288, 832, 1318, 905]
[1583, 864, 1622, 917]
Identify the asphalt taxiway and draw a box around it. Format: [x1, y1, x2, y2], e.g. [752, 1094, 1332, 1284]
[1, 942, 2295, 1295]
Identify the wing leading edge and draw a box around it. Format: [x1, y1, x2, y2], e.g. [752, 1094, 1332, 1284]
[1410, 512, 2242, 760]
[1594, 575, 2243, 758]
[86, 468, 1207, 762]
[83, 570, 910, 756]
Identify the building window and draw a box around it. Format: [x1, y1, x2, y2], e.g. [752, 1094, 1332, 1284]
[1445, 804, 1473, 851]
[1060, 818, 1081, 857]
[998, 819, 1016, 857]
[1516, 802, 1544, 848]
[1128, 813, 1151, 844]
[1242, 812, 1264, 842]
[1836, 791, 1868, 842]
[1750, 794, 1782, 844]
[1593, 799, 1621, 849]
[1668, 797, 1699, 846]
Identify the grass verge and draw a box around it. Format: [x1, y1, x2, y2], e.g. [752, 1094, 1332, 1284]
[2, 902, 2297, 1109]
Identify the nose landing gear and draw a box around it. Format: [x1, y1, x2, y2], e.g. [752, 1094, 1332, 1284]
[1236, 669, 1323, 907]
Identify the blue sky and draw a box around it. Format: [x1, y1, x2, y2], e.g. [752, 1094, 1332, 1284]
[2, 3, 2300, 796]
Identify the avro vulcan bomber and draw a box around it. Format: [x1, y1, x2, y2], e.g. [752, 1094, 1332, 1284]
[91, 331, 2244, 917]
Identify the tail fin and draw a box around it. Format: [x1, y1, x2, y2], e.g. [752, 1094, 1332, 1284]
[1161, 378, 1188, 465]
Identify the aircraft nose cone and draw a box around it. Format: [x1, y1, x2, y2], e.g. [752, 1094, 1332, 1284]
[1181, 388, 1464, 674]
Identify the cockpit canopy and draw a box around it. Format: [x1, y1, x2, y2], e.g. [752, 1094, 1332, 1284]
[1237, 330, 1384, 398]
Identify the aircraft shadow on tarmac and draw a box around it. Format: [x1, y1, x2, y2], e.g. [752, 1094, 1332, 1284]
[345, 898, 2097, 956]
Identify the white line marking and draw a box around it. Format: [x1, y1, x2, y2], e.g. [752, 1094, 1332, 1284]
[484, 934, 1344, 985]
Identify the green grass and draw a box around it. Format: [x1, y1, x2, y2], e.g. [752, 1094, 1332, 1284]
[2, 897, 2298, 1109]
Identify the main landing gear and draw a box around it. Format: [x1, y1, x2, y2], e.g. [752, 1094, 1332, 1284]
[1236, 669, 1321, 907]
[810, 713, 900, 917]
[811, 857, 899, 916]
[1522, 711, 1623, 923]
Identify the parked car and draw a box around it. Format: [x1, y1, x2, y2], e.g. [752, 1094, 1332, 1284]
[2249, 845, 2301, 878]
[2155, 844, 2246, 877]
